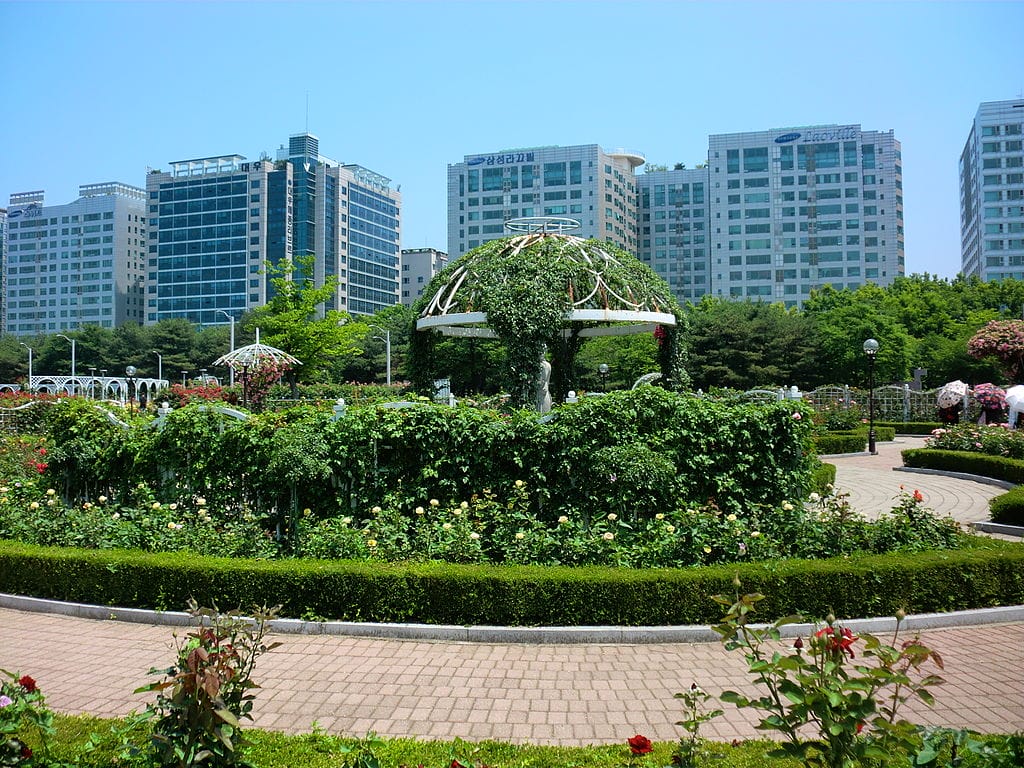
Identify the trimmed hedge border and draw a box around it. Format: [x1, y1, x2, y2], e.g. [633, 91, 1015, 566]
[814, 433, 866, 454]
[878, 421, 943, 435]
[902, 448, 1024, 485]
[989, 487, 1024, 526]
[0, 539, 1021, 627]
[810, 461, 836, 494]
[902, 448, 1024, 526]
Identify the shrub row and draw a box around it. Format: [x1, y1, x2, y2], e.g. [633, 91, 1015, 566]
[813, 426, 898, 455]
[902, 448, 1024, 485]
[2, 539, 1021, 626]
[43, 389, 816, 522]
[902, 447, 1024, 526]
[989, 487, 1024, 526]
[813, 433, 866, 454]
[878, 421, 943, 435]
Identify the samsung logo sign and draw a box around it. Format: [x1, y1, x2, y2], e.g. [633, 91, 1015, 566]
[467, 157, 486, 166]
[775, 132, 801, 144]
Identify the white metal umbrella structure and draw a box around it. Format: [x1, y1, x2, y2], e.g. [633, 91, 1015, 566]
[212, 328, 300, 407]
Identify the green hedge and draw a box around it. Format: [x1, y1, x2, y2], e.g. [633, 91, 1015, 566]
[878, 421, 942, 435]
[902, 448, 1024, 526]
[902, 448, 1024, 485]
[813, 432, 866, 454]
[810, 461, 836, 494]
[43, 388, 815, 521]
[2, 539, 1021, 626]
[989, 486, 1024, 526]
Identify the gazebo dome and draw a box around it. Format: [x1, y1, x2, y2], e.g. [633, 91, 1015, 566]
[416, 218, 678, 339]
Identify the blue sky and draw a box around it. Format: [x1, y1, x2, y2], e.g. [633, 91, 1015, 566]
[1, 1, 1022, 280]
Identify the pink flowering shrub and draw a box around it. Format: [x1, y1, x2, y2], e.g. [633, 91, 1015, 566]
[967, 320, 1024, 382]
[926, 422, 1024, 459]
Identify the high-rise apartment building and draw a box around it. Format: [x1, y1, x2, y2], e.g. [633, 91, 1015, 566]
[447, 145, 644, 259]
[636, 168, 710, 304]
[960, 100, 1024, 281]
[701, 124, 903, 306]
[0, 207, 7, 333]
[400, 247, 448, 306]
[147, 135, 401, 325]
[4, 183, 147, 335]
[450, 125, 904, 308]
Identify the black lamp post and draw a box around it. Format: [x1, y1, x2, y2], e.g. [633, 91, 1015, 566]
[598, 363, 609, 392]
[863, 338, 879, 455]
[125, 365, 137, 415]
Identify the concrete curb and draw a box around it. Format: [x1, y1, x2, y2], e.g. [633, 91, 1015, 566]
[894, 466, 1017, 489]
[974, 521, 1024, 538]
[3, 592, 1023, 644]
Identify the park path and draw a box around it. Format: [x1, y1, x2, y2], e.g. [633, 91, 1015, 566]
[1, 436, 1022, 746]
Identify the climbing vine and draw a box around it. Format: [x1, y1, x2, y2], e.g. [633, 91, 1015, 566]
[411, 234, 689, 405]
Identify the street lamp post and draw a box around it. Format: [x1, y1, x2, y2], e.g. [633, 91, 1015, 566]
[125, 365, 137, 415]
[56, 334, 77, 395]
[18, 343, 32, 393]
[371, 326, 392, 386]
[863, 338, 879, 455]
[88, 368, 97, 400]
[217, 310, 236, 387]
[181, 371, 188, 387]
[598, 363, 609, 392]
[152, 351, 162, 385]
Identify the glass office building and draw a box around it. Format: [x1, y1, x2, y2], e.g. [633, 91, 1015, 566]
[447, 144, 644, 259]
[5, 183, 148, 335]
[145, 156, 289, 325]
[147, 135, 401, 325]
[277, 134, 401, 316]
[960, 100, 1024, 281]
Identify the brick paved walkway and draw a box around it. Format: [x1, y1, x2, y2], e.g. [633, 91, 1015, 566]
[1, 436, 1021, 746]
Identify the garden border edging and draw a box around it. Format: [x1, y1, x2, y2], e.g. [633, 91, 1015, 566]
[3, 591, 1023, 645]
[894, 466, 1017, 489]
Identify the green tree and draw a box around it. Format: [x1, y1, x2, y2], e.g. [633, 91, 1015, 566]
[686, 297, 820, 390]
[339, 303, 415, 384]
[244, 256, 367, 382]
[804, 285, 914, 385]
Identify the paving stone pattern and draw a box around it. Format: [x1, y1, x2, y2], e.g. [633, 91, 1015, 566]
[0, 436, 1021, 746]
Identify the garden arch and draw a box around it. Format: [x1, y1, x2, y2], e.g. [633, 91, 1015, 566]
[412, 218, 689, 407]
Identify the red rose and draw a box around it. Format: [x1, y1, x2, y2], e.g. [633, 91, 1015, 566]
[17, 674, 37, 693]
[20, 744, 33, 759]
[913, 489, 924, 503]
[628, 734, 653, 755]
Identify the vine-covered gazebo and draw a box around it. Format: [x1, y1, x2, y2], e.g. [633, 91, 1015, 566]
[411, 218, 689, 407]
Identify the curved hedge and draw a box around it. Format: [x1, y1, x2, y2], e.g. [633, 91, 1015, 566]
[1, 539, 1021, 626]
[902, 448, 1024, 485]
[902, 448, 1024, 526]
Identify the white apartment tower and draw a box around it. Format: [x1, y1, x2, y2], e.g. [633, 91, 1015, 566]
[400, 247, 448, 307]
[447, 145, 644, 259]
[960, 100, 1024, 281]
[702, 124, 904, 306]
[5, 183, 148, 335]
